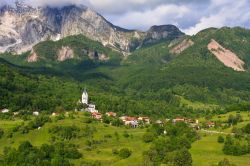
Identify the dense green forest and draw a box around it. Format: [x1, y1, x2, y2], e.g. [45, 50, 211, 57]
[1, 27, 250, 118]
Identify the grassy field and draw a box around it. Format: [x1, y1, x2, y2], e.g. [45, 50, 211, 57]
[0, 113, 149, 166]
[198, 111, 250, 133]
[191, 133, 250, 166]
[191, 111, 250, 166]
[1, 111, 250, 165]
[179, 96, 219, 110]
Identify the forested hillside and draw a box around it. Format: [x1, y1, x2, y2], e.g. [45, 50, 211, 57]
[1, 27, 250, 118]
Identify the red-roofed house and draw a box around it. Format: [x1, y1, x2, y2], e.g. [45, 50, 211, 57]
[120, 116, 138, 128]
[106, 112, 117, 117]
[138, 117, 150, 124]
[173, 117, 185, 123]
[207, 121, 215, 128]
[92, 112, 102, 120]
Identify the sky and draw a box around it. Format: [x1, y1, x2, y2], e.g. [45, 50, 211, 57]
[1, 0, 250, 35]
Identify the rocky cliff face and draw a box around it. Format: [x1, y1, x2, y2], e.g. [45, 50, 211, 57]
[0, 1, 184, 54]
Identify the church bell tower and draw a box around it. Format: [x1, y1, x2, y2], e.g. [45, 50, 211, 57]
[82, 89, 88, 105]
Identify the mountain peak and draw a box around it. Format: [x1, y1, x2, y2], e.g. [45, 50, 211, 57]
[148, 25, 182, 32]
[0, 3, 184, 54]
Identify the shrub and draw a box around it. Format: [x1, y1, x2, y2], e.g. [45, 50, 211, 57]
[119, 148, 132, 159]
[83, 117, 92, 124]
[123, 131, 129, 138]
[217, 135, 225, 143]
[244, 123, 250, 134]
[0, 128, 4, 139]
[173, 148, 192, 166]
[218, 158, 236, 166]
[142, 132, 155, 143]
[112, 148, 119, 155]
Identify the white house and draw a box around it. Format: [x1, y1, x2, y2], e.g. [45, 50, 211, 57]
[33, 111, 39, 116]
[1, 109, 10, 113]
[87, 104, 98, 113]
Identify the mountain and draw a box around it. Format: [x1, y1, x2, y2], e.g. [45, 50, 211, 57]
[0, 1, 184, 54]
[1, 2, 250, 117]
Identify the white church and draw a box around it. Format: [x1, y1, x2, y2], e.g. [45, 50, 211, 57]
[81, 89, 98, 113]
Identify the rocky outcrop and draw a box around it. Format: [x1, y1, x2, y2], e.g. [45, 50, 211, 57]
[143, 25, 184, 46]
[170, 39, 194, 54]
[27, 49, 38, 62]
[0, 1, 184, 54]
[57, 46, 74, 61]
[208, 39, 245, 71]
[87, 50, 109, 61]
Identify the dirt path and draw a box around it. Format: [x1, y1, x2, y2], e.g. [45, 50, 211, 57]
[200, 129, 234, 135]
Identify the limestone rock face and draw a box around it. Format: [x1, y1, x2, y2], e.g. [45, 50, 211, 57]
[143, 25, 184, 46]
[27, 49, 38, 62]
[0, 1, 184, 54]
[208, 39, 245, 72]
[170, 39, 194, 54]
[57, 46, 74, 61]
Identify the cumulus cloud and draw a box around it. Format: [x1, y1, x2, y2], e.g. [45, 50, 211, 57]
[0, 0, 250, 35]
[111, 4, 190, 30]
[183, 0, 250, 35]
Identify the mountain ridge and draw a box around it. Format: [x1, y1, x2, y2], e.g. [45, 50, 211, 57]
[0, 1, 184, 54]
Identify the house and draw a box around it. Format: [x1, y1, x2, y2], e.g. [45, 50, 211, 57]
[138, 117, 150, 124]
[33, 111, 39, 116]
[186, 118, 195, 124]
[188, 119, 200, 130]
[52, 112, 59, 116]
[1, 108, 10, 113]
[91, 112, 102, 120]
[130, 120, 139, 128]
[13, 112, 19, 116]
[173, 117, 185, 123]
[87, 104, 98, 113]
[106, 112, 117, 117]
[155, 120, 163, 126]
[207, 121, 215, 128]
[120, 116, 139, 127]
[119, 116, 128, 121]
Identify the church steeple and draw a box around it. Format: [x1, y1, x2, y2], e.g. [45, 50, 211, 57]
[82, 88, 88, 105]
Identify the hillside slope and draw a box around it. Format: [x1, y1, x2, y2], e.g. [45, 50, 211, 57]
[1, 27, 250, 117]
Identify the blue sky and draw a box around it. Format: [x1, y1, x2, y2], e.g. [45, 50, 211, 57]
[1, 0, 250, 35]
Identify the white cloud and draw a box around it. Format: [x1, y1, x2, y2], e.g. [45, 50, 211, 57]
[183, 0, 250, 35]
[112, 4, 190, 30]
[1, 0, 250, 34]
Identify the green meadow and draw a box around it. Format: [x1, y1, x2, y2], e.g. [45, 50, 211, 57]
[0, 113, 149, 166]
[191, 133, 250, 166]
[0, 111, 250, 165]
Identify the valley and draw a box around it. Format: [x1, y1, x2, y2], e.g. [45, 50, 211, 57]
[0, 1, 250, 166]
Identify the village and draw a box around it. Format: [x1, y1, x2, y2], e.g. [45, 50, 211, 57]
[0, 90, 216, 130]
[76, 89, 215, 129]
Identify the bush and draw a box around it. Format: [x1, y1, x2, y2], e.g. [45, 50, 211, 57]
[217, 135, 225, 143]
[0, 128, 4, 139]
[218, 158, 236, 166]
[123, 131, 130, 138]
[112, 148, 119, 155]
[142, 132, 155, 143]
[173, 148, 192, 166]
[83, 117, 92, 124]
[244, 123, 250, 134]
[119, 148, 132, 159]
[49, 125, 80, 140]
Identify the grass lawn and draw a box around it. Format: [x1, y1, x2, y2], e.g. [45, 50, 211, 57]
[191, 133, 250, 166]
